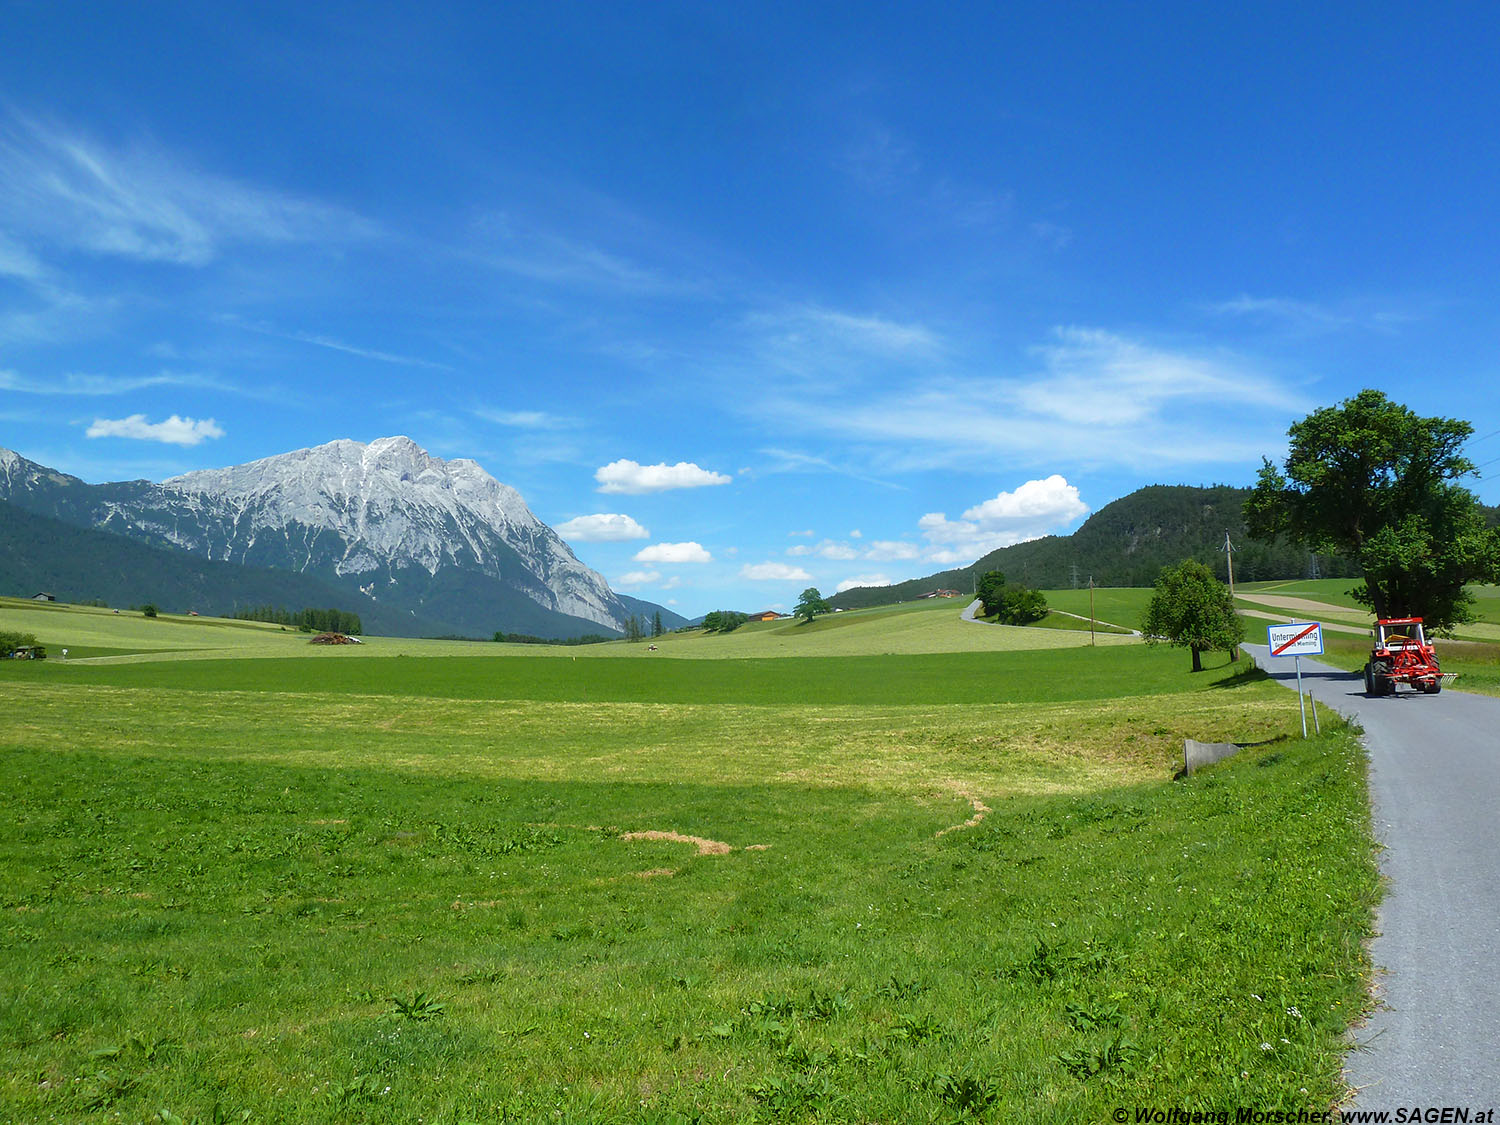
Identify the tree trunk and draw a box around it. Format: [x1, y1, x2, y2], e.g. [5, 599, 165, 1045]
[1191, 645, 1203, 673]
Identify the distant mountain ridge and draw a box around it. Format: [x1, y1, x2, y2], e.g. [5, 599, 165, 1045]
[829, 483, 1361, 610]
[0, 439, 675, 639]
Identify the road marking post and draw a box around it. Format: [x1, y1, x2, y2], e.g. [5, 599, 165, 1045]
[1267, 622, 1325, 739]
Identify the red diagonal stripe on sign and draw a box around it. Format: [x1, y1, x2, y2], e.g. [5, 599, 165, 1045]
[1271, 622, 1319, 656]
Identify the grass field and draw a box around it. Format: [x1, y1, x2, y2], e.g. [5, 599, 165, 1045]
[1, 600, 1382, 1121]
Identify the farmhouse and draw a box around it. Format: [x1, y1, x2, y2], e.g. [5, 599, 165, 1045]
[747, 610, 785, 622]
[31, 592, 56, 602]
[921, 589, 962, 599]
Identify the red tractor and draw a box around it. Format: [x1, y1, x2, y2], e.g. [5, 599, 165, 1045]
[1363, 617, 1445, 696]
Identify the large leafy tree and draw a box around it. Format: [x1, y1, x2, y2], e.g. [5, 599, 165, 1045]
[794, 587, 830, 624]
[1245, 389, 1500, 629]
[1142, 559, 1244, 672]
[975, 569, 1007, 616]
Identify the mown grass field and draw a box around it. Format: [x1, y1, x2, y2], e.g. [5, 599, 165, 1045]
[2, 601, 1380, 1122]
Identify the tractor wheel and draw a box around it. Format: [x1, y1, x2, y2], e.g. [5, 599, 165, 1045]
[1428, 678, 1443, 695]
[1363, 663, 1376, 696]
[1371, 660, 1394, 696]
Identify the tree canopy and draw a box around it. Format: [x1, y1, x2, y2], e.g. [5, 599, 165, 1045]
[794, 587, 830, 624]
[977, 569, 1049, 625]
[1142, 559, 1244, 672]
[1245, 389, 1500, 629]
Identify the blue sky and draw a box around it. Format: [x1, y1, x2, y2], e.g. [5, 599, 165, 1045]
[3, 2, 1499, 616]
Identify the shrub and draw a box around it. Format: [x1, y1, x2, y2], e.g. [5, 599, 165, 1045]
[0, 631, 39, 658]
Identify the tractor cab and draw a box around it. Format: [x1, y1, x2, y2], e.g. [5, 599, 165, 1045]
[1375, 619, 1426, 649]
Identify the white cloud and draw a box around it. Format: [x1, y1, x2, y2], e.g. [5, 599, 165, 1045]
[85, 413, 224, 446]
[864, 540, 923, 562]
[0, 113, 375, 266]
[837, 574, 892, 593]
[788, 529, 815, 538]
[789, 539, 858, 560]
[849, 529, 863, 539]
[635, 541, 712, 564]
[961, 475, 1089, 525]
[555, 513, 650, 542]
[919, 475, 1088, 561]
[474, 407, 574, 429]
[740, 562, 814, 582]
[595, 459, 732, 494]
[614, 570, 661, 589]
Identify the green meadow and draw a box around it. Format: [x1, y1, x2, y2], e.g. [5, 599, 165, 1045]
[2, 599, 1380, 1122]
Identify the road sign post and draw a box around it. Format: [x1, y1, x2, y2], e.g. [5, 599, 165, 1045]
[1267, 622, 1325, 737]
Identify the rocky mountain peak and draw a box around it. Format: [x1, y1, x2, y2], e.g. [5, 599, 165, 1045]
[0, 438, 636, 637]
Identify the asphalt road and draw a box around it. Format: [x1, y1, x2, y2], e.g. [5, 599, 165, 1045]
[1243, 643, 1500, 1107]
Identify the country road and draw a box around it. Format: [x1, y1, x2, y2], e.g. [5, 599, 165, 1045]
[1243, 644, 1500, 1108]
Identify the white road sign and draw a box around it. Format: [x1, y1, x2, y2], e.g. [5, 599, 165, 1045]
[1267, 621, 1325, 657]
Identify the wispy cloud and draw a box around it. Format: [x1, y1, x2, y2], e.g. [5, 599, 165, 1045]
[596, 459, 732, 495]
[474, 407, 576, 430]
[1030, 220, 1073, 249]
[0, 369, 228, 396]
[614, 569, 662, 589]
[748, 306, 943, 381]
[470, 211, 705, 297]
[740, 561, 812, 582]
[0, 232, 45, 282]
[0, 112, 376, 266]
[756, 325, 1308, 473]
[787, 539, 859, 560]
[756, 447, 906, 491]
[86, 413, 224, 446]
[835, 120, 1008, 229]
[220, 316, 451, 370]
[836, 122, 921, 195]
[1208, 294, 1420, 334]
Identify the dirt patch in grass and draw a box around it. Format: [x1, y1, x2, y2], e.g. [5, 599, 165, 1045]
[935, 788, 991, 837]
[620, 830, 732, 855]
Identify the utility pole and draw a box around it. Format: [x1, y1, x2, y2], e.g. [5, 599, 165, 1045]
[1070, 563, 1080, 589]
[1088, 576, 1096, 647]
[1223, 531, 1239, 663]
